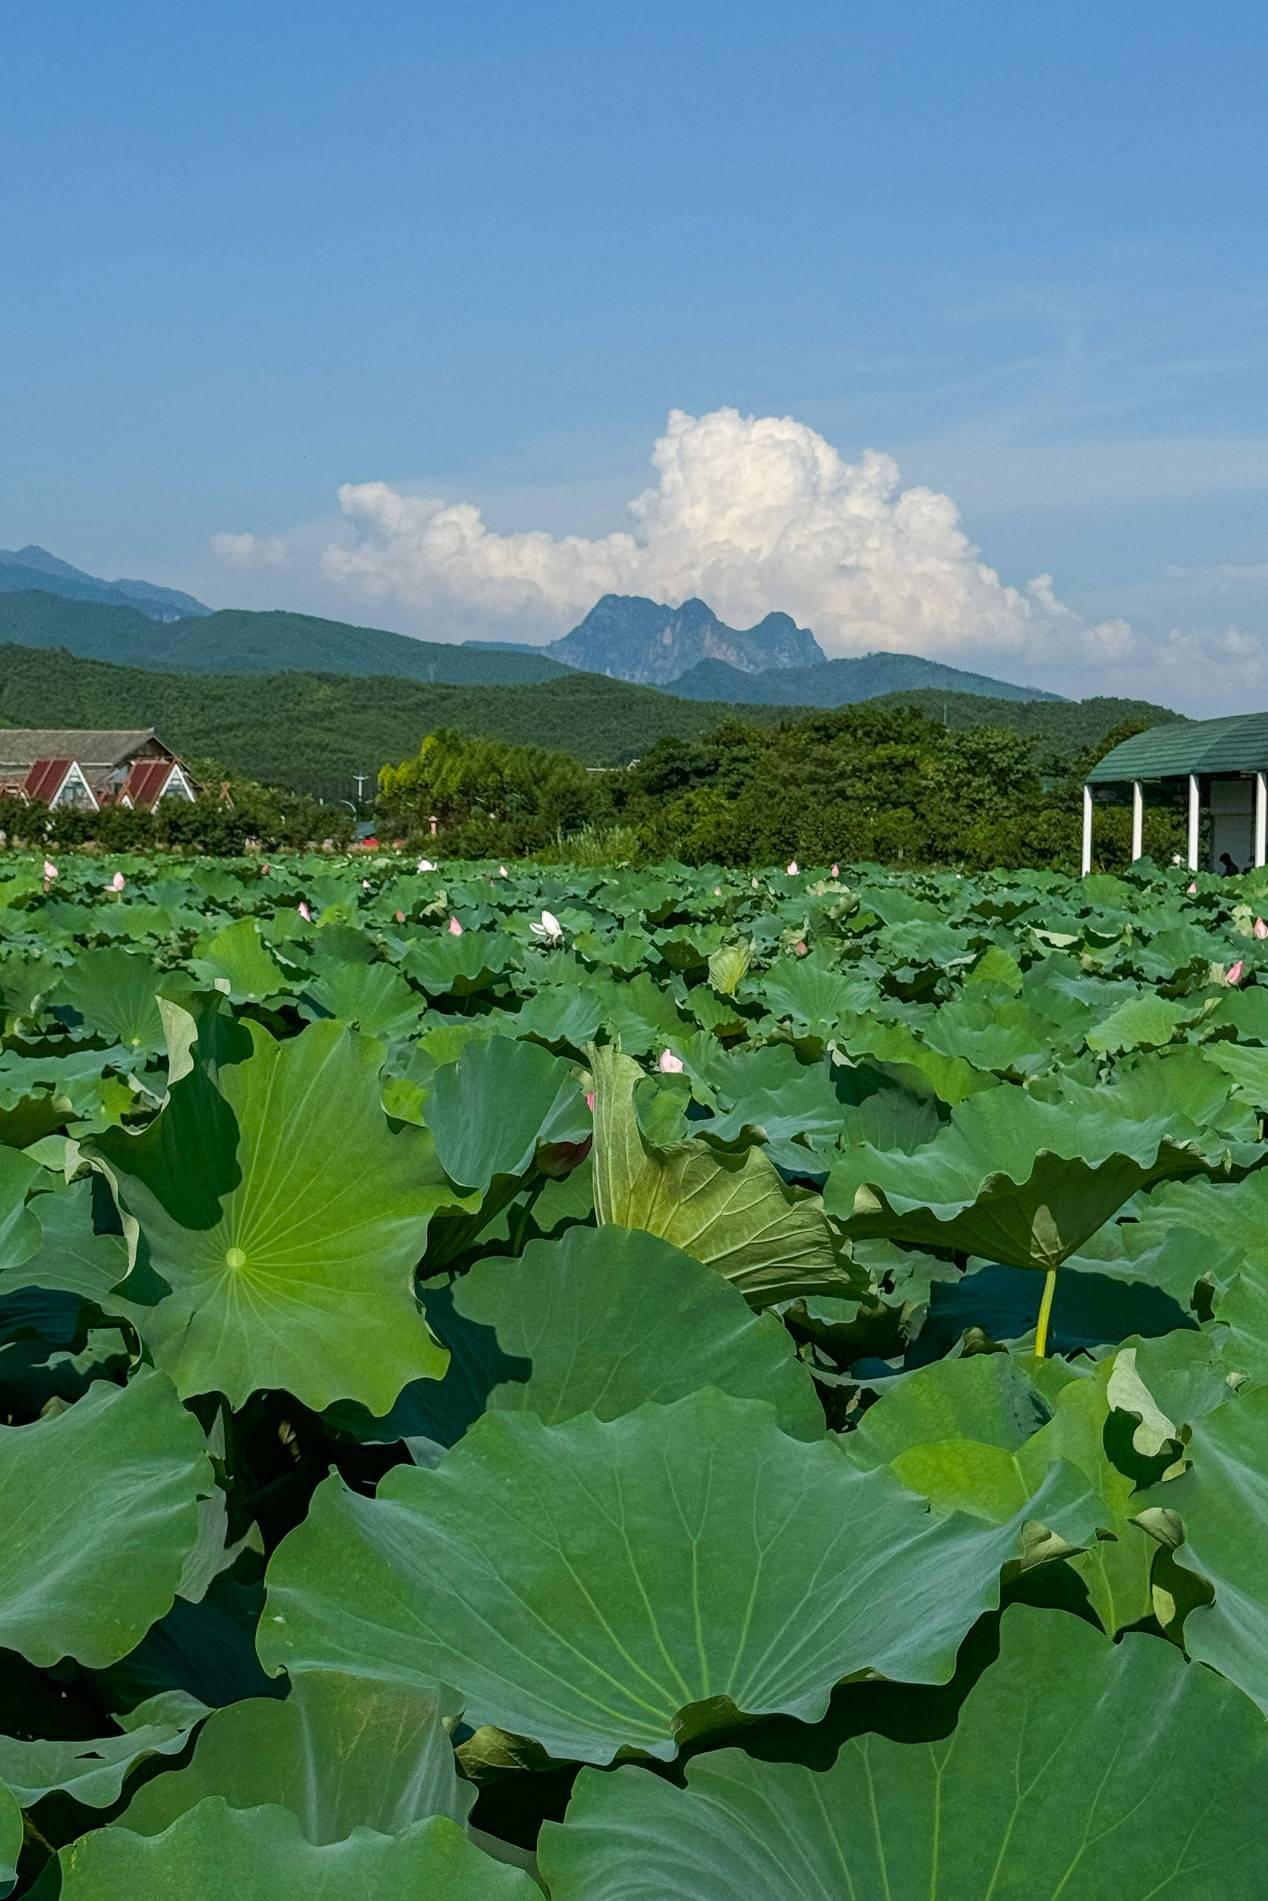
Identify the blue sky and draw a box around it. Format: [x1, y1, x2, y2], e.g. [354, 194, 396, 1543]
[4, 1, 1267, 709]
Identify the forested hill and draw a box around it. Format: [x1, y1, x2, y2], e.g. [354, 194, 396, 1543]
[0, 639, 1179, 799]
[0, 591, 571, 686]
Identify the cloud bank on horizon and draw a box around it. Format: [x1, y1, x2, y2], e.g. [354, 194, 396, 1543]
[213, 406, 1252, 701]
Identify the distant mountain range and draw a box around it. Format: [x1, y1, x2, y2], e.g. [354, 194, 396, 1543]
[0, 551, 1058, 708]
[0, 545, 210, 621]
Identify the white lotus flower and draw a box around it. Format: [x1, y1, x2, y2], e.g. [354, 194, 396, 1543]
[657, 1048, 685, 1073]
[530, 909, 565, 946]
[417, 857, 436, 872]
[786, 858, 799, 875]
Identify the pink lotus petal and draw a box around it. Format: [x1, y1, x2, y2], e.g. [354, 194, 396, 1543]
[1227, 959, 1245, 985]
[795, 939, 808, 956]
[1255, 918, 1268, 939]
[297, 901, 312, 922]
[42, 860, 57, 881]
[585, 1089, 595, 1112]
[830, 863, 840, 877]
[394, 909, 406, 923]
[109, 871, 126, 892]
[786, 858, 799, 876]
[657, 1048, 685, 1073]
[448, 916, 463, 936]
[1187, 881, 1198, 895]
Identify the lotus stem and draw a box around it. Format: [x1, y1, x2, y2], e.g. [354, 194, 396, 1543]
[1034, 1267, 1058, 1360]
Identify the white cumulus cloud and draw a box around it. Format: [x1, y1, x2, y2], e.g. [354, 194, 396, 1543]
[211, 405, 1245, 694]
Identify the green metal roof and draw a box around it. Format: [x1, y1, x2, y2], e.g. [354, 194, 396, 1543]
[1088, 712, 1268, 783]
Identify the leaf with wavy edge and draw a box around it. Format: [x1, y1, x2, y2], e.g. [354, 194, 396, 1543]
[259, 1390, 1098, 1765]
[92, 1018, 457, 1410]
[589, 1043, 845, 1305]
[538, 1607, 1268, 1900]
[0, 1691, 205, 1808]
[0, 1371, 211, 1668]
[58, 1801, 536, 1900]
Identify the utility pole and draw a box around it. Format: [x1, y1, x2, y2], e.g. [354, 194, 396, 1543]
[352, 772, 368, 805]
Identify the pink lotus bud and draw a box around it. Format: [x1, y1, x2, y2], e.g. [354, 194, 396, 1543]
[261, 863, 270, 875]
[1255, 918, 1268, 939]
[297, 901, 312, 922]
[1187, 882, 1197, 895]
[585, 1089, 595, 1112]
[795, 939, 808, 956]
[42, 859, 57, 881]
[394, 909, 406, 923]
[657, 1049, 684, 1073]
[786, 859, 799, 876]
[448, 916, 463, 936]
[831, 863, 840, 878]
[1227, 959, 1245, 985]
[109, 871, 125, 892]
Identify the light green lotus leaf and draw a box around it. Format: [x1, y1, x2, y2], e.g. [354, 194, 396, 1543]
[192, 916, 291, 1003]
[259, 1390, 1098, 1765]
[298, 961, 424, 1041]
[2, 1177, 129, 1303]
[120, 1670, 470, 1842]
[92, 1019, 456, 1410]
[0, 1691, 205, 1808]
[0, 1149, 42, 1272]
[589, 1043, 845, 1305]
[538, 1607, 1268, 1901]
[1085, 991, 1202, 1055]
[0, 1371, 211, 1667]
[58, 1802, 536, 1900]
[452, 1226, 822, 1436]
[426, 1037, 589, 1193]
[1143, 1382, 1268, 1711]
[827, 1083, 1220, 1273]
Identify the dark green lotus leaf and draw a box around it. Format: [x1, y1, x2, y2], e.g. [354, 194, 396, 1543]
[0, 1784, 16, 1899]
[538, 1607, 1268, 1900]
[2, 1177, 129, 1304]
[590, 1044, 845, 1305]
[191, 916, 292, 1003]
[426, 1037, 589, 1193]
[259, 1390, 1098, 1765]
[828, 1083, 1221, 1273]
[121, 1670, 471, 1842]
[59, 1802, 536, 1899]
[0, 1690, 205, 1808]
[403, 931, 517, 998]
[53, 946, 169, 1052]
[0, 1371, 211, 1667]
[920, 993, 1056, 1077]
[297, 960, 424, 1041]
[92, 1019, 455, 1410]
[453, 1226, 823, 1435]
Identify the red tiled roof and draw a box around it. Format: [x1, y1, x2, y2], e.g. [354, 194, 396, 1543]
[123, 758, 181, 810]
[23, 758, 75, 804]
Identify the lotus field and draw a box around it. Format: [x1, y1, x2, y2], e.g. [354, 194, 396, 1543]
[2, 849, 1268, 1896]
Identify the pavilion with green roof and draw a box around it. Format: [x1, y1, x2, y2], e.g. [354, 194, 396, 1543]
[1085, 712, 1268, 874]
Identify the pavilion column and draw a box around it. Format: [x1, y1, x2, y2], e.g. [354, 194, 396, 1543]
[1131, 781, 1144, 862]
[1256, 773, 1267, 869]
[1081, 784, 1093, 876]
[1188, 774, 1200, 871]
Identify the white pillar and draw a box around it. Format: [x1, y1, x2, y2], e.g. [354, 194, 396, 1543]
[1188, 774, 1200, 871]
[1081, 784, 1093, 876]
[1256, 773, 1267, 869]
[1131, 781, 1144, 862]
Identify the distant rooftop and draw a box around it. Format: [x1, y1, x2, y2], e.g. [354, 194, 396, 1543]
[0, 728, 163, 771]
[1088, 712, 1268, 783]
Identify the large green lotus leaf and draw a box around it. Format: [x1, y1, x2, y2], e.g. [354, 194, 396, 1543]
[849, 1354, 1153, 1631]
[750, 958, 878, 1036]
[426, 1037, 589, 1193]
[453, 1227, 822, 1436]
[0, 1784, 16, 1900]
[688, 1046, 858, 1173]
[839, 1017, 997, 1106]
[92, 1019, 455, 1410]
[298, 960, 424, 1041]
[403, 932, 517, 998]
[0, 1371, 210, 1667]
[920, 994, 1055, 1077]
[191, 916, 292, 1003]
[59, 1803, 536, 1900]
[0, 1690, 205, 1808]
[828, 1083, 1217, 1272]
[1143, 1382, 1268, 1710]
[53, 946, 167, 1051]
[589, 1044, 845, 1305]
[259, 1390, 1097, 1765]
[2, 1177, 129, 1304]
[0, 1150, 41, 1272]
[1084, 991, 1203, 1054]
[538, 1607, 1268, 1901]
[121, 1671, 471, 1842]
